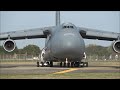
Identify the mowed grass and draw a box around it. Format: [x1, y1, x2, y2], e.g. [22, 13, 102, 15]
[0, 60, 36, 64]
[0, 60, 120, 79]
[0, 73, 120, 79]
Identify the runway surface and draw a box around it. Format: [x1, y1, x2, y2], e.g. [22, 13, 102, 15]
[0, 63, 120, 75]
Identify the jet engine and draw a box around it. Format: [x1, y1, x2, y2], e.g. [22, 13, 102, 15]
[3, 39, 16, 52]
[112, 40, 120, 53]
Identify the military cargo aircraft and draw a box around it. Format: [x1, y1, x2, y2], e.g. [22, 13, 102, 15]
[0, 11, 120, 67]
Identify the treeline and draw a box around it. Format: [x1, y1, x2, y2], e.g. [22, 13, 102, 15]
[85, 44, 117, 56]
[0, 45, 41, 56]
[0, 44, 118, 56]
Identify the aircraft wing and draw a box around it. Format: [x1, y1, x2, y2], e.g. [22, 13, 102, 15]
[0, 26, 54, 40]
[78, 27, 120, 41]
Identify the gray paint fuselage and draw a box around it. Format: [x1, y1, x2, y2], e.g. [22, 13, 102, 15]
[44, 24, 85, 62]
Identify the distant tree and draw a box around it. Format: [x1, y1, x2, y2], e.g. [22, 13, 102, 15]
[0, 44, 41, 56]
[85, 44, 111, 56]
[0, 46, 5, 54]
[22, 44, 41, 56]
[17, 49, 23, 54]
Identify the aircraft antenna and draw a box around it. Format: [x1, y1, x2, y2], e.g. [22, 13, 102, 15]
[56, 11, 60, 26]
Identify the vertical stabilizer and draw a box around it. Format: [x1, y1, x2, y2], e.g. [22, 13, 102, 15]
[56, 11, 60, 26]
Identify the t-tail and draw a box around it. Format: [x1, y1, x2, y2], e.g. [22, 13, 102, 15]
[56, 11, 60, 26]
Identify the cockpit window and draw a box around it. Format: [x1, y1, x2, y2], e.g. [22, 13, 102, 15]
[63, 26, 74, 29]
[63, 26, 67, 28]
[70, 26, 73, 28]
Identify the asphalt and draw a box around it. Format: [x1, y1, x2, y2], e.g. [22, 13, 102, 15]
[0, 63, 120, 75]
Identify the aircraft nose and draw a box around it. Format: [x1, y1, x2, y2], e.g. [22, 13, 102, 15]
[51, 32, 85, 59]
[58, 42, 81, 57]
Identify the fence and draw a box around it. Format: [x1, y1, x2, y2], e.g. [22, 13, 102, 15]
[0, 54, 36, 60]
[0, 53, 120, 61]
[84, 55, 120, 61]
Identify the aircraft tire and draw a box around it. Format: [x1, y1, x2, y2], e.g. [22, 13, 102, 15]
[60, 62, 62, 67]
[64, 62, 66, 67]
[50, 61, 53, 67]
[67, 62, 70, 67]
[74, 62, 79, 67]
[71, 62, 74, 67]
[80, 62, 84, 67]
[37, 62, 39, 67]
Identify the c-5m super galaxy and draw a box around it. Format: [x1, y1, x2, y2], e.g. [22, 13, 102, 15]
[0, 11, 120, 67]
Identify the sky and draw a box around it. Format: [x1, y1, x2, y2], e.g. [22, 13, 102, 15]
[0, 11, 120, 49]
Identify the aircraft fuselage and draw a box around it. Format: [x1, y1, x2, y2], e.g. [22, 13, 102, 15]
[43, 23, 85, 62]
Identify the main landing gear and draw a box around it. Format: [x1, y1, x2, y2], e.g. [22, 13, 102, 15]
[37, 61, 53, 67]
[59, 61, 88, 67]
[37, 61, 88, 67]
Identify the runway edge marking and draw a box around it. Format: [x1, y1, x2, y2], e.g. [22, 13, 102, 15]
[52, 68, 79, 74]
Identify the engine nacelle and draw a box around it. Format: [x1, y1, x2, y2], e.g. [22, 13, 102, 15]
[3, 39, 16, 52]
[112, 40, 120, 53]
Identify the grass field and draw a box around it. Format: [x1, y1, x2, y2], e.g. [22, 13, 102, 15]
[0, 60, 120, 79]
